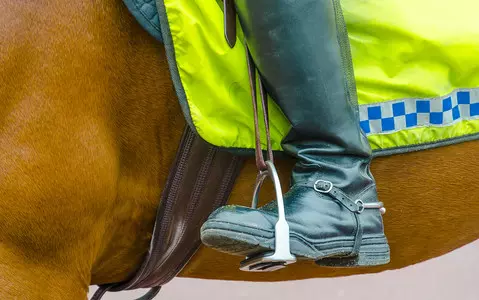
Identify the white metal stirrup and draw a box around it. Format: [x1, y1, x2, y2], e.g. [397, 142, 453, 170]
[238, 41, 296, 272]
[239, 161, 296, 272]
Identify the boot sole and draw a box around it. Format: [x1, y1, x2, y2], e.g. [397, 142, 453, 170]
[201, 221, 390, 267]
[315, 243, 390, 267]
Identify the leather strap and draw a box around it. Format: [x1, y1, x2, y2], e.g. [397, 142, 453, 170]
[313, 180, 361, 213]
[224, 0, 237, 48]
[245, 44, 274, 172]
[92, 285, 160, 300]
[351, 213, 363, 256]
[91, 126, 244, 299]
[311, 180, 364, 256]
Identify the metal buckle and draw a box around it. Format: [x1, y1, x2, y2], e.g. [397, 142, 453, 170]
[355, 199, 365, 213]
[240, 161, 296, 272]
[313, 180, 333, 193]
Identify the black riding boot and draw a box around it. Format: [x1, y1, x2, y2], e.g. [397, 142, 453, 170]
[201, 0, 389, 267]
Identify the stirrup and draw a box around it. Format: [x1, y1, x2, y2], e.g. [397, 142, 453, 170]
[239, 161, 297, 272]
[238, 41, 295, 271]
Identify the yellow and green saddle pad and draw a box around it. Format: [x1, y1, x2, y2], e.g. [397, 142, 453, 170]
[142, 0, 479, 156]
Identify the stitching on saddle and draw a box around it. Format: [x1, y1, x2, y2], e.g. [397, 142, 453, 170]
[133, 0, 161, 31]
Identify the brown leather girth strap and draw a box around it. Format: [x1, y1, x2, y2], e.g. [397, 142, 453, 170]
[92, 126, 244, 299]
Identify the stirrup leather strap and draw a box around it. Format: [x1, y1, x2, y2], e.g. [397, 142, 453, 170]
[246, 43, 274, 172]
[240, 38, 296, 271]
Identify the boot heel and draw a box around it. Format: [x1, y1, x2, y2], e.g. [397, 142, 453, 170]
[315, 242, 390, 267]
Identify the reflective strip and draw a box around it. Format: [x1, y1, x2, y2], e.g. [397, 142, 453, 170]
[359, 88, 479, 135]
[158, 0, 479, 155]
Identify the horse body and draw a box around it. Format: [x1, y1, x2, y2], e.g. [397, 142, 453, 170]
[0, 1, 182, 298]
[0, 0, 478, 299]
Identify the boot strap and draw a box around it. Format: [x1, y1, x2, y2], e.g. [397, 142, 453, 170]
[313, 180, 386, 257]
[313, 180, 385, 214]
[313, 180, 363, 256]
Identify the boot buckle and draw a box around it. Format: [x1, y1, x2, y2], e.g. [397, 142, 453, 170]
[313, 180, 333, 193]
[240, 161, 296, 272]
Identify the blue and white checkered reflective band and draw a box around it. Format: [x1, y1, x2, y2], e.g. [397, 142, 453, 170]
[359, 88, 479, 135]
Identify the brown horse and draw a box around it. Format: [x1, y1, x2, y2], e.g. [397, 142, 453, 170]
[1, 0, 478, 299]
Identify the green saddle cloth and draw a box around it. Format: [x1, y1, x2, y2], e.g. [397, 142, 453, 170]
[132, 0, 479, 156]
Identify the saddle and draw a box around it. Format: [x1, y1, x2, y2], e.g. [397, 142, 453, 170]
[122, 0, 163, 42]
